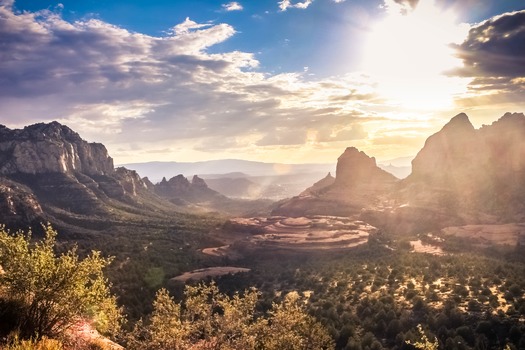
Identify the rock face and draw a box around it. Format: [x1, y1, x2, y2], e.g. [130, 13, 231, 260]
[335, 147, 395, 187]
[154, 175, 225, 205]
[0, 122, 166, 225]
[410, 113, 478, 181]
[300, 172, 335, 196]
[274, 112, 525, 226]
[0, 178, 44, 227]
[404, 112, 525, 221]
[272, 148, 397, 217]
[0, 122, 114, 175]
[114, 167, 148, 197]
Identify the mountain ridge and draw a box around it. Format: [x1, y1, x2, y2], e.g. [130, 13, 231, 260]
[2, 112, 525, 234]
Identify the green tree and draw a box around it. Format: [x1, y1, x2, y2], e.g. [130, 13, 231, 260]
[262, 291, 334, 350]
[406, 324, 439, 350]
[0, 224, 122, 339]
[127, 283, 334, 350]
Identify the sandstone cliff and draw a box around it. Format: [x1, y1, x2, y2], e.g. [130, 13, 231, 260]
[0, 122, 175, 226]
[0, 178, 44, 227]
[403, 112, 525, 221]
[0, 122, 114, 175]
[272, 147, 397, 217]
[334, 147, 395, 188]
[154, 174, 226, 205]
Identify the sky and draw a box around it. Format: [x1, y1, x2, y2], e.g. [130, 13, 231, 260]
[0, 0, 524, 165]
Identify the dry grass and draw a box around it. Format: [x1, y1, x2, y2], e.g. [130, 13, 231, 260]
[171, 267, 251, 282]
[441, 223, 525, 246]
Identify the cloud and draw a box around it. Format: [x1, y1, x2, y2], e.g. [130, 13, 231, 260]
[450, 10, 525, 106]
[278, 0, 314, 11]
[0, 2, 420, 163]
[453, 10, 525, 78]
[222, 2, 243, 11]
[390, 0, 418, 11]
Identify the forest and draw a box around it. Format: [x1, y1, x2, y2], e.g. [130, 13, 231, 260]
[1, 217, 523, 350]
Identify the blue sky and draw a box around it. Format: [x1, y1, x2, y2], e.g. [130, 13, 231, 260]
[12, 0, 523, 76]
[2, 0, 525, 164]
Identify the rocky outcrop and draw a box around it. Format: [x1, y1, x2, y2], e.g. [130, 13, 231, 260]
[403, 112, 525, 221]
[0, 122, 176, 225]
[0, 122, 114, 176]
[155, 175, 191, 198]
[410, 113, 479, 182]
[154, 175, 225, 205]
[114, 167, 148, 197]
[272, 148, 397, 217]
[300, 172, 335, 196]
[335, 147, 395, 188]
[0, 178, 44, 226]
[191, 175, 208, 189]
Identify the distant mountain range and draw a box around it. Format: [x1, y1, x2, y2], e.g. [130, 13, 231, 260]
[2, 112, 525, 237]
[119, 159, 336, 183]
[119, 157, 410, 200]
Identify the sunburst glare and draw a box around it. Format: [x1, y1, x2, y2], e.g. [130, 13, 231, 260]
[362, 0, 470, 110]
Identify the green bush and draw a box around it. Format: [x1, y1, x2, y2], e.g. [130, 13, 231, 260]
[126, 282, 334, 350]
[0, 224, 122, 340]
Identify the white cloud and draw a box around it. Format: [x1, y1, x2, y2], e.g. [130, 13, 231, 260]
[0, 2, 439, 164]
[278, 0, 314, 11]
[222, 2, 243, 11]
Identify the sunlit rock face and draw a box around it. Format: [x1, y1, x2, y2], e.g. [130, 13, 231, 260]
[0, 122, 154, 222]
[0, 178, 44, 227]
[0, 122, 114, 175]
[272, 148, 397, 217]
[405, 112, 525, 221]
[335, 147, 396, 188]
[411, 113, 478, 182]
[114, 167, 148, 197]
[480, 112, 525, 174]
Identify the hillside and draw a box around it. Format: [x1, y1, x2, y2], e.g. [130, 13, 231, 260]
[272, 147, 398, 217]
[1, 114, 525, 350]
[0, 122, 271, 233]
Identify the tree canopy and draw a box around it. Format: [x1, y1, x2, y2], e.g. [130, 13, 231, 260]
[127, 283, 334, 350]
[0, 224, 122, 340]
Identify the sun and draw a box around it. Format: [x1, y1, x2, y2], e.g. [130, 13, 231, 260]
[361, 0, 469, 110]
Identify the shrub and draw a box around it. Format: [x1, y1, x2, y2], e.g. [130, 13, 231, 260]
[126, 282, 334, 350]
[0, 224, 122, 340]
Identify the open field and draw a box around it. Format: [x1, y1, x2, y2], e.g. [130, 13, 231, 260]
[440, 223, 525, 246]
[171, 266, 251, 282]
[203, 216, 376, 256]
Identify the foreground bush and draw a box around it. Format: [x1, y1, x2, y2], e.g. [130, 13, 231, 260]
[126, 283, 334, 350]
[0, 224, 122, 340]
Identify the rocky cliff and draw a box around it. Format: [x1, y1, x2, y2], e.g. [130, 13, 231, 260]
[272, 148, 397, 217]
[0, 122, 114, 175]
[410, 113, 478, 182]
[403, 112, 525, 221]
[335, 147, 395, 187]
[154, 174, 226, 205]
[0, 122, 179, 227]
[0, 178, 44, 227]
